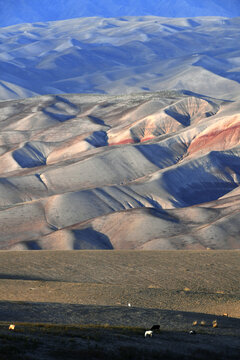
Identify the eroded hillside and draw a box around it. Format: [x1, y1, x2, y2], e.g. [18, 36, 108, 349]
[0, 91, 239, 250]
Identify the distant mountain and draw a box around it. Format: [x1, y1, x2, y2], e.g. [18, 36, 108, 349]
[0, 16, 240, 101]
[0, 0, 240, 27]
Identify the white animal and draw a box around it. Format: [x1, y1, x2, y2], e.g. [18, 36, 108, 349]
[128, 303, 131, 307]
[9, 324, 15, 330]
[144, 330, 153, 337]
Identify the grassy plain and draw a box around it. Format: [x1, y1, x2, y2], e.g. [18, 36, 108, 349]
[0, 250, 239, 359]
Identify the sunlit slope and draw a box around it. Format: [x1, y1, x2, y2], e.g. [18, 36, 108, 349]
[0, 16, 240, 100]
[0, 91, 239, 250]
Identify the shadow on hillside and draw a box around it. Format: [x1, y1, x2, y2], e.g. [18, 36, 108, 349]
[193, 57, 240, 85]
[0, 301, 239, 335]
[0, 274, 60, 282]
[12, 143, 46, 168]
[42, 109, 75, 122]
[72, 228, 113, 250]
[136, 143, 185, 169]
[164, 108, 191, 126]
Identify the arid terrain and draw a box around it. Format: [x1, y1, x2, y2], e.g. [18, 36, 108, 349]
[1, 4, 240, 358]
[0, 91, 240, 250]
[1, 250, 240, 316]
[0, 250, 239, 358]
[1, 0, 240, 27]
[1, 16, 240, 101]
[0, 10, 240, 358]
[0, 14, 240, 251]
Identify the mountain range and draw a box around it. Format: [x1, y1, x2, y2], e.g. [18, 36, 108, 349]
[1, 0, 240, 27]
[0, 16, 240, 101]
[0, 13, 240, 250]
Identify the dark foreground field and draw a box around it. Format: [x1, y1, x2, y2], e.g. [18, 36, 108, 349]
[0, 250, 239, 359]
[0, 320, 239, 360]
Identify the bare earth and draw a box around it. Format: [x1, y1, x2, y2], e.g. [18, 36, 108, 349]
[1, 92, 240, 252]
[0, 250, 239, 358]
[0, 250, 239, 317]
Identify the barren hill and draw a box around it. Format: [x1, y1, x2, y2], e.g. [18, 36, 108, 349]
[0, 16, 240, 100]
[1, 0, 240, 27]
[0, 91, 239, 250]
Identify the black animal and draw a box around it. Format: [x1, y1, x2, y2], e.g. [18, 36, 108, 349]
[189, 330, 196, 335]
[150, 325, 160, 331]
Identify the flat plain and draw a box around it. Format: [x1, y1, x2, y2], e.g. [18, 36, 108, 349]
[0, 250, 239, 359]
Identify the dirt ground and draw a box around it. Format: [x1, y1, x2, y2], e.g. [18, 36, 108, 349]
[0, 250, 239, 358]
[0, 250, 239, 316]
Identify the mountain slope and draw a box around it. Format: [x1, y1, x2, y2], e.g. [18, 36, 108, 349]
[0, 91, 240, 250]
[0, 0, 240, 27]
[0, 16, 240, 101]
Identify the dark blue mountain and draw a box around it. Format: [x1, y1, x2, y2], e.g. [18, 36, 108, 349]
[1, 0, 240, 27]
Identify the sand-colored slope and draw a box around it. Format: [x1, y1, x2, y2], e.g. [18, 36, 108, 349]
[0, 91, 240, 250]
[30, 196, 240, 251]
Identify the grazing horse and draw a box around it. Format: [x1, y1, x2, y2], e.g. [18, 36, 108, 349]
[151, 325, 160, 331]
[144, 330, 153, 337]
